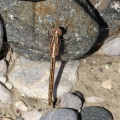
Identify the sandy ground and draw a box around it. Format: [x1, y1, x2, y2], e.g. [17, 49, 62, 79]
[74, 51, 120, 120]
[0, 49, 120, 120]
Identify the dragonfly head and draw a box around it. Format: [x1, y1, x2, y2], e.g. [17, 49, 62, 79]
[49, 28, 62, 37]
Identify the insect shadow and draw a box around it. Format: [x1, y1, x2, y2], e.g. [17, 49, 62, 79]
[52, 0, 109, 106]
[74, 0, 109, 57]
[0, 15, 9, 60]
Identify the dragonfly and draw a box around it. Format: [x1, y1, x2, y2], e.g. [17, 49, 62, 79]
[48, 28, 62, 106]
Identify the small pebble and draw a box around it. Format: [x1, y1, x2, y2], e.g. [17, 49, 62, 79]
[96, 68, 103, 74]
[82, 59, 86, 63]
[81, 106, 113, 120]
[61, 93, 82, 110]
[40, 108, 78, 120]
[105, 65, 109, 69]
[15, 101, 28, 111]
[0, 83, 12, 104]
[86, 96, 104, 103]
[101, 80, 112, 89]
[118, 68, 120, 73]
[21, 109, 42, 120]
[0, 76, 7, 84]
[5, 81, 13, 90]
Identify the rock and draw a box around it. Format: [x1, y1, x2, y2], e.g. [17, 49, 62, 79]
[81, 106, 113, 120]
[21, 109, 42, 120]
[90, 0, 112, 11]
[15, 101, 28, 112]
[8, 56, 80, 100]
[5, 81, 13, 90]
[103, 32, 120, 56]
[90, 0, 119, 36]
[0, 83, 12, 104]
[105, 64, 109, 70]
[0, 18, 3, 51]
[0, 60, 7, 76]
[15, 117, 24, 120]
[0, 76, 7, 84]
[101, 79, 112, 89]
[96, 68, 103, 74]
[2, 118, 13, 120]
[40, 108, 78, 120]
[86, 96, 104, 103]
[0, 60, 7, 84]
[61, 93, 82, 110]
[0, 0, 99, 61]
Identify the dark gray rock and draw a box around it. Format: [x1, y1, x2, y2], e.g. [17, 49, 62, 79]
[0, 19, 3, 51]
[61, 93, 82, 110]
[0, 0, 99, 61]
[40, 108, 78, 120]
[81, 106, 113, 120]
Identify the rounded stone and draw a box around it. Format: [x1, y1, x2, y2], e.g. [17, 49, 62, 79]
[0, 83, 12, 104]
[8, 56, 80, 100]
[1, 0, 99, 61]
[21, 109, 42, 120]
[103, 32, 120, 56]
[40, 108, 78, 120]
[81, 106, 113, 120]
[61, 93, 82, 110]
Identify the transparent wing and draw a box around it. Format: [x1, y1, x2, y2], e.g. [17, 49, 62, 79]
[0, 26, 113, 61]
[1, 15, 114, 61]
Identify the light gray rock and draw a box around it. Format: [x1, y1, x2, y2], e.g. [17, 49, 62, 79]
[21, 109, 42, 120]
[103, 32, 120, 56]
[0, 60, 7, 84]
[61, 93, 82, 110]
[40, 108, 78, 120]
[0, 83, 12, 105]
[8, 56, 80, 100]
[0, 60, 7, 76]
[5, 81, 13, 90]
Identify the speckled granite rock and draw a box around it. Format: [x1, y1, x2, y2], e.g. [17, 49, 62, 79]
[89, 0, 120, 36]
[0, 0, 100, 61]
[0, 18, 3, 51]
[8, 56, 80, 99]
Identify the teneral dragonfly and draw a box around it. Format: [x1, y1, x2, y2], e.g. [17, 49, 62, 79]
[48, 28, 62, 106]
